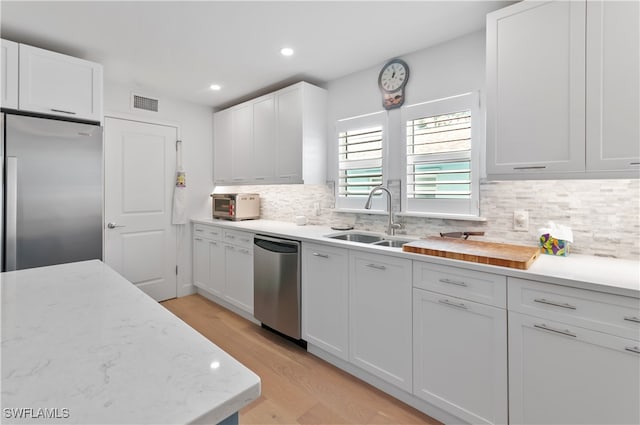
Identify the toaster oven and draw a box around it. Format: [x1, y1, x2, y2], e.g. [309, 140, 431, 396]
[211, 193, 260, 221]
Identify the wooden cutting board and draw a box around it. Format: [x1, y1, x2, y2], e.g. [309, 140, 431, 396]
[402, 236, 540, 270]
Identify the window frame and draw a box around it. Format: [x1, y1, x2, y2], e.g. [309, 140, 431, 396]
[401, 92, 481, 217]
[335, 111, 388, 211]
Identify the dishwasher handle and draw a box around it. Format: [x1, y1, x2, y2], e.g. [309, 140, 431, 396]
[254, 235, 300, 254]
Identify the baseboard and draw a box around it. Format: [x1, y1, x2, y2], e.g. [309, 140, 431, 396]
[307, 344, 467, 425]
[196, 288, 261, 325]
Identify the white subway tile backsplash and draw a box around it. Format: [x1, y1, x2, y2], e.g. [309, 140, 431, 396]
[223, 179, 639, 260]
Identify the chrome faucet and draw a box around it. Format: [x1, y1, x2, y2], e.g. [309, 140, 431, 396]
[364, 185, 402, 236]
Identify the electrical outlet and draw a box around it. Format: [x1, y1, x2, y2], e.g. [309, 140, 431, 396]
[513, 210, 529, 231]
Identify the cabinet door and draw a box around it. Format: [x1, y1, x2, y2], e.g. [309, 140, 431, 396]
[207, 240, 226, 297]
[586, 0, 640, 172]
[1, 39, 18, 109]
[509, 312, 640, 424]
[349, 251, 412, 392]
[231, 104, 253, 184]
[252, 95, 276, 183]
[19, 44, 102, 122]
[224, 244, 254, 314]
[193, 237, 210, 289]
[413, 289, 507, 425]
[276, 87, 303, 183]
[214, 109, 233, 184]
[486, 1, 586, 176]
[302, 243, 349, 360]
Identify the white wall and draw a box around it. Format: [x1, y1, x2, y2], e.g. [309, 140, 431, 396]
[103, 81, 214, 295]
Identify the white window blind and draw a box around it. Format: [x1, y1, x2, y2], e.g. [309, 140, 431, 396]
[402, 93, 480, 216]
[336, 112, 386, 210]
[406, 110, 472, 199]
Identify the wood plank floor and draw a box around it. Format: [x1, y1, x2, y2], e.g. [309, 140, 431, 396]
[161, 294, 441, 425]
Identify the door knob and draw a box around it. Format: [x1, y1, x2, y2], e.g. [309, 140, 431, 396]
[107, 222, 125, 229]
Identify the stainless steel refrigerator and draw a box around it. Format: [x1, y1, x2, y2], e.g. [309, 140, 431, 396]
[1, 112, 103, 272]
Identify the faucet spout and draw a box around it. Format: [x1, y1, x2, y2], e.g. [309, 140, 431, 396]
[363, 185, 402, 236]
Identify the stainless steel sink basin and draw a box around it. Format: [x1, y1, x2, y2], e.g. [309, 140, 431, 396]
[326, 233, 384, 243]
[372, 239, 412, 248]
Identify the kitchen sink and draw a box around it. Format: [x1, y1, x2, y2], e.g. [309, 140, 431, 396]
[325, 231, 415, 249]
[326, 232, 385, 243]
[372, 239, 412, 248]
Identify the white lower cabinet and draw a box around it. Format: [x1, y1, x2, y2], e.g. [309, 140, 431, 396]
[508, 312, 640, 425]
[349, 251, 412, 392]
[301, 243, 349, 361]
[224, 244, 254, 314]
[191, 223, 254, 315]
[413, 288, 508, 424]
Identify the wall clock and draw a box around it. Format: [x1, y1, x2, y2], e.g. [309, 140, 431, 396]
[378, 58, 409, 110]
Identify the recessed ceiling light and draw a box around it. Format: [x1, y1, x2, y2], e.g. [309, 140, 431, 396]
[209, 84, 221, 91]
[280, 47, 294, 57]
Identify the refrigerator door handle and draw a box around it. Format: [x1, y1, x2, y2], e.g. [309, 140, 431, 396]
[5, 157, 18, 271]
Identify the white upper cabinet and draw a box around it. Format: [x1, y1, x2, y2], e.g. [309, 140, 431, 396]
[19, 43, 103, 122]
[213, 81, 327, 185]
[486, 1, 586, 177]
[1, 39, 19, 109]
[487, 0, 639, 179]
[586, 0, 640, 172]
[213, 108, 233, 184]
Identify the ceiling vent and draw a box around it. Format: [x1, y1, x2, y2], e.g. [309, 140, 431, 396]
[131, 93, 159, 112]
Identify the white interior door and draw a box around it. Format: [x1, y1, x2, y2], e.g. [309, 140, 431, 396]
[104, 117, 177, 301]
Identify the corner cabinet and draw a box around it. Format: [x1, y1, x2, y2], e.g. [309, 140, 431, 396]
[1, 39, 19, 109]
[192, 223, 254, 316]
[19, 43, 103, 123]
[213, 81, 327, 185]
[486, 0, 639, 178]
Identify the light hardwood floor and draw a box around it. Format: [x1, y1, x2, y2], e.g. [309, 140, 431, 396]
[161, 294, 441, 425]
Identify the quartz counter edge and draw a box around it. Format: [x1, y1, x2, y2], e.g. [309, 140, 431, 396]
[192, 218, 640, 299]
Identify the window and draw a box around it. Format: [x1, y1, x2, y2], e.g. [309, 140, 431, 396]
[403, 93, 480, 216]
[336, 112, 387, 210]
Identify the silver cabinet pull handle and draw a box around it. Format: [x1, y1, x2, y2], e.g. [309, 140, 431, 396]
[513, 165, 547, 170]
[50, 108, 76, 115]
[534, 323, 577, 338]
[534, 298, 577, 310]
[5, 157, 18, 271]
[239, 249, 250, 254]
[194, 238, 202, 241]
[438, 299, 468, 310]
[195, 228, 204, 232]
[226, 245, 235, 251]
[439, 278, 468, 287]
[107, 222, 126, 229]
[366, 264, 386, 270]
[210, 241, 218, 246]
[312, 252, 329, 258]
[240, 238, 250, 243]
[623, 316, 640, 323]
[625, 346, 640, 354]
[226, 234, 235, 239]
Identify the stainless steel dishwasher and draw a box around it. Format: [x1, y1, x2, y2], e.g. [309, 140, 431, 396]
[253, 235, 302, 341]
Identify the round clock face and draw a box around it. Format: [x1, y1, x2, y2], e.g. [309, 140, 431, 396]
[378, 59, 409, 93]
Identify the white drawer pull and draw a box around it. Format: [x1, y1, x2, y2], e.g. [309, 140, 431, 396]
[534, 323, 576, 338]
[366, 264, 386, 270]
[623, 316, 640, 324]
[312, 252, 329, 258]
[438, 299, 468, 310]
[439, 278, 468, 287]
[534, 298, 577, 310]
[625, 346, 640, 354]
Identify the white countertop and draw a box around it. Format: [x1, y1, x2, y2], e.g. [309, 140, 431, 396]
[193, 218, 640, 298]
[0, 260, 260, 424]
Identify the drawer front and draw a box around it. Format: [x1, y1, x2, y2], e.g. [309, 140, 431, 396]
[413, 261, 507, 308]
[193, 224, 223, 241]
[508, 277, 640, 340]
[223, 229, 254, 248]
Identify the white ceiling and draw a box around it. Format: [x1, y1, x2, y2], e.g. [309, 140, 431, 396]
[1, 1, 513, 110]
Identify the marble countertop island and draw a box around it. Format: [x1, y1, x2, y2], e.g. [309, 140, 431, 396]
[0, 260, 260, 424]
